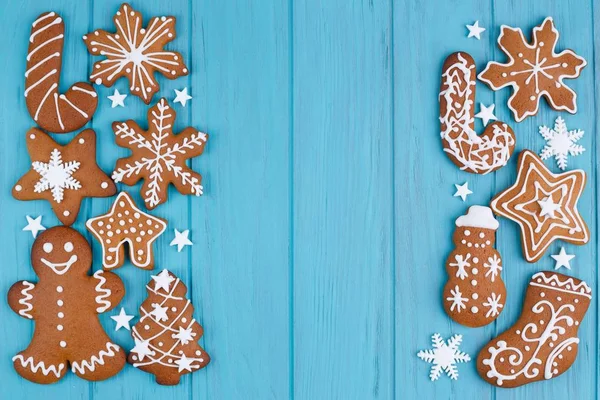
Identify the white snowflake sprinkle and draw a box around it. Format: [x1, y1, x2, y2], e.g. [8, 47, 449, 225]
[32, 148, 81, 203]
[417, 333, 471, 381]
[539, 116, 585, 170]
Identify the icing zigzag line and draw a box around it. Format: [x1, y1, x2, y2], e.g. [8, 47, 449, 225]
[18, 281, 35, 319]
[532, 272, 591, 295]
[71, 342, 120, 374]
[93, 270, 111, 312]
[13, 355, 65, 378]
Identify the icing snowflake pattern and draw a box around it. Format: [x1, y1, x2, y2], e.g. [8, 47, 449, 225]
[417, 333, 471, 381]
[483, 293, 504, 318]
[112, 98, 208, 209]
[32, 148, 81, 203]
[446, 285, 468, 313]
[484, 254, 502, 282]
[449, 253, 470, 280]
[478, 17, 587, 122]
[539, 116, 584, 170]
[83, 3, 188, 104]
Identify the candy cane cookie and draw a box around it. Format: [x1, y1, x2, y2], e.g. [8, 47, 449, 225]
[25, 12, 98, 133]
[440, 52, 516, 174]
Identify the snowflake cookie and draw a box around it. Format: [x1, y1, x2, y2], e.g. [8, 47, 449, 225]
[478, 17, 587, 122]
[13, 129, 116, 226]
[83, 3, 188, 104]
[112, 98, 208, 209]
[539, 116, 584, 170]
[417, 333, 471, 381]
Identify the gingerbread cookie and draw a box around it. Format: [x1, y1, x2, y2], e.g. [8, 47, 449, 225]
[112, 98, 208, 209]
[478, 17, 587, 122]
[490, 150, 589, 263]
[13, 128, 116, 226]
[440, 52, 516, 174]
[129, 269, 210, 385]
[83, 3, 188, 104]
[86, 192, 167, 270]
[477, 271, 591, 388]
[443, 206, 506, 327]
[8, 226, 126, 383]
[26, 12, 98, 133]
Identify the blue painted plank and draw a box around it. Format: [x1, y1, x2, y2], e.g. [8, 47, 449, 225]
[292, 1, 394, 398]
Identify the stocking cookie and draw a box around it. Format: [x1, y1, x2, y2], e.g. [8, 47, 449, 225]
[26, 12, 98, 133]
[86, 192, 167, 270]
[12, 128, 116, 226]
[443, 206, 506, 327]
[477, 271, 591, 388]
[8, 226, 126, 384]
[478, 17, 587, 122]
[83, 3, 188, 104]
[129, 269, 210, 385]
[112, 98, 208, 209]
[440, 52, 516, 174]
[490, 150, 589, 263]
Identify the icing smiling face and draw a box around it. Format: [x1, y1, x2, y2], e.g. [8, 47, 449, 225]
[31, 227, 91, 277]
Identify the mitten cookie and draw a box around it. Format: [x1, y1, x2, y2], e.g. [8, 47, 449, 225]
[478, 17, 587, 122]
[129, 269, 210, 385]
[8, 226, 126, 384]
[477, 271, 591, 388]
[26, 12, 98, 133]
[443, 206, 506, 327]
[83, 3, 188, 104]
[440, 52, 516, 174]
[86, 192, 167, 270]
[13, 128, 116, 226]
[490, 150, 589, 263]
[112, 98, 208, 209]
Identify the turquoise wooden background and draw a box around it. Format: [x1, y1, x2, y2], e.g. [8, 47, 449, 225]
[0, 0, 597, 399]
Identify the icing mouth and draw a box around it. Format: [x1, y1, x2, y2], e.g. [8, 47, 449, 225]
[41, 255, 78, 275]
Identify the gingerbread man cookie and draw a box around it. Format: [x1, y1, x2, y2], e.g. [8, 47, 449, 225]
[86, 192, 167, 270]
[477, 271, 591, 388]
[440, 52, 516, 174]
[26, 12, 98, 133]
[479, 17, 587, 122]
[13, 128, 116, 226]
[8, 226, 126, 384]
[491, 150, 589, 263]
[443, 206, 506, 327]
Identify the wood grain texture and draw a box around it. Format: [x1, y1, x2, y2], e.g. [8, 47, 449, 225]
[0, 0, 597, 399]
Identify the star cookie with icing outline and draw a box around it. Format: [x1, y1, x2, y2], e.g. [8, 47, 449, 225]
[83, 3, 188, 104]
[478, 17, 587, 122]
[13, 128, 116, 226]
[86, 192, 167, 270]
[112, 98, 208, 209]
[490, 150, 589, 263]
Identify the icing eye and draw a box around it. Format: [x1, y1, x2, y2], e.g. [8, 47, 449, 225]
[43, 243, 53, 253]
[64, 242, 74, 252]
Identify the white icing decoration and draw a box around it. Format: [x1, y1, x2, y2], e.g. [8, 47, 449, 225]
[93, 270, 112, 312]
[32, 148, 81, 203]
[449, 253, 470, 280]
[13, 354, 65, 377]
[484, 254, 503, 283]
[71, 342, 121, 375]
[539, 116, 585, 170]
[446, 285, 468, 312]
[483, 293, 504, 318]
[18, 281, 35, 319]
[456, 205, 499, 230]
[41, 254, 77, 275]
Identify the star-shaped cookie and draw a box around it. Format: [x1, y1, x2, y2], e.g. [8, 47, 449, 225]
[86, 192, 167, 270]
[13, 128, 116, 225]
[490, 150, 588, 262]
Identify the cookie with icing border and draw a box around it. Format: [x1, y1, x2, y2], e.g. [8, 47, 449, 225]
[8, 226, 126, 384]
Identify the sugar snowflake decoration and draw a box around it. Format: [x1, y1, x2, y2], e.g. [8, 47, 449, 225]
[33, 148, 81, 203]
[539, 116, 585, 170]
[112, 98, 208, 209]
[417, 333, 471, 381]
[483, 293, 504, 318]
[83, 3, 188, 104]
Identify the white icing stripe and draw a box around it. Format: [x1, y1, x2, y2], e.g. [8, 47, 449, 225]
[27, 34, 63, 61]
[13, 355, 64, 377]
[71, 342, 120, 374]
[93, 270, 112, 312]
[72, 85, 98, 97]
[25, 52, 60, 77]
[32, 12, 55, 27]
[24, 69, 57, 97]
[18, 281, 34, 319]
[30, 16, 62, 43]
[530, 282, 592, 299]
[60, 95, 88, 118]
[53, 93, 64, 130]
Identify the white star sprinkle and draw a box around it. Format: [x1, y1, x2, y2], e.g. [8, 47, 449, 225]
[538, 196, 561, 218]
[454, 182, 473, 202]
[170, 229, 193, 252]
[466, 21, 486, 40]
[173, 326, 196, 345]
[111, 307, 134, 331]
[131, 337, 153, 361]
[174, 87, 192, 107]
[150, 303, 169, 322]
[23, 215, 46, 238]
[107, 89, 127, 108]
[474, 103, 497, 126]
[551, 247, 575, 270]
[175, 354, 194, 372]
[151, 269, 176, 292]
